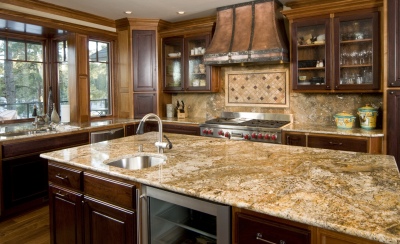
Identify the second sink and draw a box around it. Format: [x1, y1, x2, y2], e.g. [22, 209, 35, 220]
[106, 154, 166, 170]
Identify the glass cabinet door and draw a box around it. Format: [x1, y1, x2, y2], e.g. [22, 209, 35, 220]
[185, 35, 210, 91]
[334, 12, 379, 90]
[292, 18, 331, 90]
[163, 37, 184, 91]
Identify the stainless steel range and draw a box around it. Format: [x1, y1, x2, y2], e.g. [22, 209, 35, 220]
[200, 112, 293, 144]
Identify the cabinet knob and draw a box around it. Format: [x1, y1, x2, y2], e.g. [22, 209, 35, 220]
[390, 82, 395, 86]
[390, 91, 395, 95]
[326, 85, 330, 89]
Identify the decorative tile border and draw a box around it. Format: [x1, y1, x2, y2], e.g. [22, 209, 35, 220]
[225, 69, 289, 107]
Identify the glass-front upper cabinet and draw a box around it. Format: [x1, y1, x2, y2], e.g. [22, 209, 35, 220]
[163, 37, 184, 92]
[185, 35, 210, 91]
[292, 17, 331, 90]
[334, 11, 380, 90]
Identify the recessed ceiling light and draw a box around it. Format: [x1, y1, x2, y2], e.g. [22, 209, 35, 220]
[125, 11, 132, 14]
[177, 11, 185, 15]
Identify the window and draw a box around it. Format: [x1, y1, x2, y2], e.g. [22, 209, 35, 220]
[88, 40, 111, 117]
[57, 40, 68, 106]
[0, 37, 44, 120]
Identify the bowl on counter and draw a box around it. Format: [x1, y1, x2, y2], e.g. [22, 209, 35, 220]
[334, 112, 356, 129]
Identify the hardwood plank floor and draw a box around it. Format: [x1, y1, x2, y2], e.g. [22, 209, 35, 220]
[0, 206, 50, 244]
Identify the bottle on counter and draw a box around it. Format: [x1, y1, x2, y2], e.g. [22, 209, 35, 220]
[51, 103, 60, 123]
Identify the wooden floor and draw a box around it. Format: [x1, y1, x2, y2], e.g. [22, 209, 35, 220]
[0, 206, 50, 244]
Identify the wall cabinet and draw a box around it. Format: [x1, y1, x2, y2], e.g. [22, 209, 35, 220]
[282, 131, 382, 154]
[133, 30, 157, 92]
[290, 9, 380, 92]
[163, 35, 219, 93]
[134, 93, 157, 119]
[388, 0, 400, 87]
[48, 161, 138, 244]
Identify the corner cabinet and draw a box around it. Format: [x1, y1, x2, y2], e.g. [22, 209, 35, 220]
[163, 35, 219, 93]
[289, 9, 380, 92]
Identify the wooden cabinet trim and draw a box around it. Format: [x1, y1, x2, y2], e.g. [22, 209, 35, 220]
[48, 161, 83, 191]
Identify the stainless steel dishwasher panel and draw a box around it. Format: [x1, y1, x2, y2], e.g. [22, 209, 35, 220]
[90, 127, 124, 143]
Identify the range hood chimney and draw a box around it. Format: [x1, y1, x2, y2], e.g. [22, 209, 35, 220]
[204, 0, 289, 65]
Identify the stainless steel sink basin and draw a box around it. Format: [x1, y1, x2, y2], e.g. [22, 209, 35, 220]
[0, 129, 51, 137]
[106, 155, 166, 170]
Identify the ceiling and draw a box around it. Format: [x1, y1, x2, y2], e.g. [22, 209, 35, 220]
[39, 0, 291, 22]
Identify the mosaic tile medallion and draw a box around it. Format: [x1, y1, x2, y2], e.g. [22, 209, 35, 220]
[225, 69, 289, 107]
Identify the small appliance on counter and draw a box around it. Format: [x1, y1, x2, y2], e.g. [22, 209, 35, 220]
[334, 112, 356, 129]
[358, 104, 378, 130]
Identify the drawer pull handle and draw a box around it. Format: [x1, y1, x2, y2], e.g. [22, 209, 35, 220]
[55, 173, 68, 180]
[55, 191, 68, 198]
[256, 233, 279, 244]
[329, 142, 343, 146]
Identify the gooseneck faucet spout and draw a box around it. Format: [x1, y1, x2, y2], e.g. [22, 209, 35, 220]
[136, 113, 172, 154]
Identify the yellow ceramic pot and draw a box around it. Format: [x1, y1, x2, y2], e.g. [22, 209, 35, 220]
[357, 104, 378, 130]
[334, 112, 356, 129]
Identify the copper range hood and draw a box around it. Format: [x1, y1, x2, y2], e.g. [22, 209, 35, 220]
[204, 0, 289, 65]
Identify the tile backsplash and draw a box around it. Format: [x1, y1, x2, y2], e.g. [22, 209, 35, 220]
[171, 64, 383, 126]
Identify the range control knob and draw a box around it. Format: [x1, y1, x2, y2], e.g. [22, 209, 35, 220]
[208, 129, 213, 135]
[224, 132, 231, 138]
[257, 133, 263, 139]
[218, 130, 224, 136]
[271, 134, 277, 141]
[202, 129, 209, 135]
[244, 134, 250, 140]
[264, 134, 271, 140]
[251, 132, 257, 139]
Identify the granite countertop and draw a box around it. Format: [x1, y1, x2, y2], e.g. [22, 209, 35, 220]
[283, 123, 384, 137]
[40, 132, 400, 244]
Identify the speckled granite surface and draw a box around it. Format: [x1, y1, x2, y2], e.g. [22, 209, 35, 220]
[283, 123, 384, 137]
[40, 132, 400, 243]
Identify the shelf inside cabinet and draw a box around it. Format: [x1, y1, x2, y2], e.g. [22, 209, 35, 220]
[299, 67, 325, 70]
[340, 38, 372, 44]
[156, 205, 217, 240]
[298, 43, 326, 48]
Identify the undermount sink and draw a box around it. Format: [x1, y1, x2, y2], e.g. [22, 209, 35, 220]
[0, 129, 51, 137]
[106, 154, 166, 170]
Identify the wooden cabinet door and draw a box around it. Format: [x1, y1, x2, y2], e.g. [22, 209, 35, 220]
[49, 185, 84, 244]
[84, 196, 136, 244]
[282, 132, 307, 146]
[388, 0, 400, 87]
[163, 123, 200, 135]
[133, 30, 156, 92]
[125, 124, 137, 136]
[387, 90, 400, 169]
[133, 93, 156, 118]
[2, 155, 48, 212]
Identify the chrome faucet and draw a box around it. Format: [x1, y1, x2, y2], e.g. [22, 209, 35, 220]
[136, 113, 172, 154]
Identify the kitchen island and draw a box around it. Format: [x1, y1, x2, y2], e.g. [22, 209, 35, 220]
[40, 132, 400, 243]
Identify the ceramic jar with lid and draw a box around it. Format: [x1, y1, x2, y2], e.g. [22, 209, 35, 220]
[357, 104, 378, 129]
[334, 112, 356, 129]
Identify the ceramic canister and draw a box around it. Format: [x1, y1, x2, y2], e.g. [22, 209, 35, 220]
[334, 112, 356, 129]
[357, 104, 378, 129]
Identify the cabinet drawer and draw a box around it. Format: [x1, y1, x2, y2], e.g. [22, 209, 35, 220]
[84, 172, 136, 209]
[237, 213, 311, 244]
[283, 132, 307, 146]
[308, 135, 367, 153]
[48, 162, 83, 191]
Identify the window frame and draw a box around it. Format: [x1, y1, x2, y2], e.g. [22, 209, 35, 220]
[0, 32, 48, 123]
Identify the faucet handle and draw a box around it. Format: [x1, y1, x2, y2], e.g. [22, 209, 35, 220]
[164, 135, 173, 149]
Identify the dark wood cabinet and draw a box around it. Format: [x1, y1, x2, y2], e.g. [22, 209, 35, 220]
[282, 132, 307, 146]
[233, 208, 311, 244]
[387, 90, 400, 169]
[133, 93, 157, 118]
[388, 0, 400, 87]
[125, 124, 137, 136]
[3, 155, 48, 213]
[83, 196, 136, 244]
[133, 30, 157, 92]
[48, 161, 138, 244]
[289, 9, 380, 92]
[282, 131, 382, 154]
[144, 121, 200, 135]
[49, 185, 84, 244]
